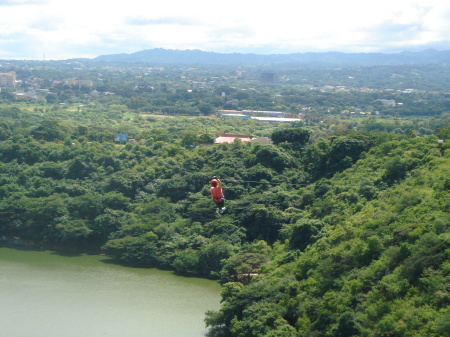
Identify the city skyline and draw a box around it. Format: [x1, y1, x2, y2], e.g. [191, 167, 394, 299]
[1, 0, 449, 60]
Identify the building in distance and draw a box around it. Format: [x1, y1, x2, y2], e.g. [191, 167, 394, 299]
[221, 113, 250, 120]
[378, 99, 396, 107]
[0, 71, 16, 87]
[64, 78, 93, 87]
[214, 134, 252, 144]
[251, 117, 302, 122]
[261, 72, 276, 83]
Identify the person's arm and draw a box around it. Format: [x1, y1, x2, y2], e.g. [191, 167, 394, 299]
[212, 176, 221, 187]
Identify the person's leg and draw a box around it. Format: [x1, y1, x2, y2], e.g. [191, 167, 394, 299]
[215, 201, 221, 213]
[219, 200, 225, 213]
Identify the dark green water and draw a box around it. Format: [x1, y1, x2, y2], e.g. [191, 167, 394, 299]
[0, 247, 221, 337]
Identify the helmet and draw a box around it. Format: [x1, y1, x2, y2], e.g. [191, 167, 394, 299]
[211, 179, 218, 187]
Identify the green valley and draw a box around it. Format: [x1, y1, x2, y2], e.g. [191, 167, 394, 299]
[1, 59, 449, 336]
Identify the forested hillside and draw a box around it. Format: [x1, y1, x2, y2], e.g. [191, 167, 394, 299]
[205, 135, 450, 337]
[0, 105, 449, 336]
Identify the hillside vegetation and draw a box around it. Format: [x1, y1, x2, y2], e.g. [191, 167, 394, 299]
[205, 135, 450, 337]
[0, 108, 449, 336]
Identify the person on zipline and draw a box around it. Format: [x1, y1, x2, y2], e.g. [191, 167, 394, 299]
[210, 176, 226, 214]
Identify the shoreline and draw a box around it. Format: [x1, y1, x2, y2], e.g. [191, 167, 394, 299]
[0, 235, 103, 255]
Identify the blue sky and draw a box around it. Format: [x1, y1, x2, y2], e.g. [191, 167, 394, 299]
[1, 0, 449, 60]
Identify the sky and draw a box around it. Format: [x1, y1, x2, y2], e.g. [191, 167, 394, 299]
[1, 0, 450, 60]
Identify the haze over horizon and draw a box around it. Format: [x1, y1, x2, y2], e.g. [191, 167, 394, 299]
[1, 0, 450, 60]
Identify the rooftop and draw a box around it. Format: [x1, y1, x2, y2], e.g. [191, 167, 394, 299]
[251, 117, 302, 122]
[214, 134, 252, 144]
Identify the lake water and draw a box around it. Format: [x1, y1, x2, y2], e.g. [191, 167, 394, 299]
[0, 247, 221, 337]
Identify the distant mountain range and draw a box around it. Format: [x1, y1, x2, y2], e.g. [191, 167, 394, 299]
[84, 48, 450, 67]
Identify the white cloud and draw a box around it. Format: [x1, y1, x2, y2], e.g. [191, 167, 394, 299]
[0, 0, 449, 59]
[0, 0, 47, 4]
